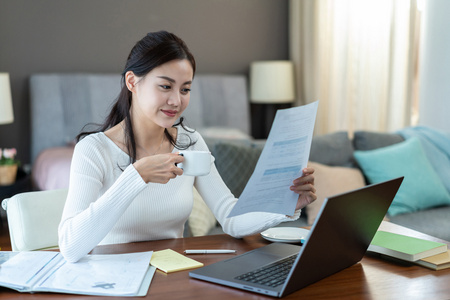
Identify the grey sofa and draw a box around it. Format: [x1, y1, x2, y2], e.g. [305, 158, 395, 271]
[208, 130, 450, 241]
[28, 73, 450, 242]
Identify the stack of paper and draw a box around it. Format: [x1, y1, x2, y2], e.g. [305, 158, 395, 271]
[0, 251, 155, 296]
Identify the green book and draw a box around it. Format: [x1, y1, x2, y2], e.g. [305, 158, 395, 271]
[368, 231, 448, 262]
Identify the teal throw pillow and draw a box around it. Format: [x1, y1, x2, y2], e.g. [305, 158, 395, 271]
[354, 137, 450, 216]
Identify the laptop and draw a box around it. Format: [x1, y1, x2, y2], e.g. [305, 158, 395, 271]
[189, 177, 404, 297]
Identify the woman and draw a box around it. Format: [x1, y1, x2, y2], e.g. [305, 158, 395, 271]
[58, 31, 316, 263]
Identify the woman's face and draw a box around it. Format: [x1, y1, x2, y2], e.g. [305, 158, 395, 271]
[128, 59, 194, 129]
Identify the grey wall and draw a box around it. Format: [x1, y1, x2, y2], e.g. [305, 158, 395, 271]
[0, 0, 289, 164]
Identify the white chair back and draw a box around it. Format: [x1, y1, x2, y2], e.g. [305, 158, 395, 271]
[1, 189, 68, 251]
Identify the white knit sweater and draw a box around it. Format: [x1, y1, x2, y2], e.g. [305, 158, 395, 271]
[58, 126, 300, 262]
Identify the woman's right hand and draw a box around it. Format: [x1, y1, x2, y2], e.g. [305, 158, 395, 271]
[133, 153, 184, 184]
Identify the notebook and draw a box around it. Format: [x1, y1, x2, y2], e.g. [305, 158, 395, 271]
[189, 177, 404, 298]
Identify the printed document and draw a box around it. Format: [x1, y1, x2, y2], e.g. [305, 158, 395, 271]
[0, 251, 155, 296]
[228, 101, 318, 217]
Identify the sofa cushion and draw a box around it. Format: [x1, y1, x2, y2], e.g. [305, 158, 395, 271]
[354, 137, 450, 216]
[353, 131, 404, 151]
[310, 131, 355, 167]
[398, 126, 450, 194]
[212, 142, 263, 197]
[305, 161, 366, 225]
[388, 205, 450, 242]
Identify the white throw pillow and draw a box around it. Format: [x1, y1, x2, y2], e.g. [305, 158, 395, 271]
[188, 188, 217, 236]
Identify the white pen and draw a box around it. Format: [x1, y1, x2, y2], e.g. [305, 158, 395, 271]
[184, 249, 237, 254]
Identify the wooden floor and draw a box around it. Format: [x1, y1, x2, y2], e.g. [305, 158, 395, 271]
[0, 219, 11, 251]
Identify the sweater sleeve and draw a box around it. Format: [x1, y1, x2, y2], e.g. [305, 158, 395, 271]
[58, 136, 147, 263]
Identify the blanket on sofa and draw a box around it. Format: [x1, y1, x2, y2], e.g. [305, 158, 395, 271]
[398, 126, 450, 194]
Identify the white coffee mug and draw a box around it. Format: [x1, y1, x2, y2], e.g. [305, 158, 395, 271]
[178, 151, 211, 176]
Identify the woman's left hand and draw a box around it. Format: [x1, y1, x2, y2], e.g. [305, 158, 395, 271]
[290, 167, 316, 210]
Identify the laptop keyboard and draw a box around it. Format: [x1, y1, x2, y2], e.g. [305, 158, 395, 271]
[235, 254, 298, 287]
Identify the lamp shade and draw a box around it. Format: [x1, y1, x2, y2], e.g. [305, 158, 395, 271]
[0, 73, 14, 125]
[250, 61, 295, 104]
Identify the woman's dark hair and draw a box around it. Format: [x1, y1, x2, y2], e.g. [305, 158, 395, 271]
[77, 31, 196, 164]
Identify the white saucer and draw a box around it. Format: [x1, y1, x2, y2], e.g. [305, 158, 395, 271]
[261, 227, 310, 244]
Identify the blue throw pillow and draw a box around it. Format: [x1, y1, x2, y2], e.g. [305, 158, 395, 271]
[354, 137, 450, 216]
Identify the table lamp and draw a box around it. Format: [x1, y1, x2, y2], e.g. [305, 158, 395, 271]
[0, 72, 18, 185]
[250, 61, 295, 138]
[0, 73, 14, 125]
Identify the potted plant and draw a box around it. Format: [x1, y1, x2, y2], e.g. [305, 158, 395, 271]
[0, 148, 20, 185]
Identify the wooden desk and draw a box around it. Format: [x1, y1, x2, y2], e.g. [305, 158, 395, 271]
[1, 222, 450, 299]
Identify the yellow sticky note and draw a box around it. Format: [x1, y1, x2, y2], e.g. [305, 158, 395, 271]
[150, 249, 204, 273]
